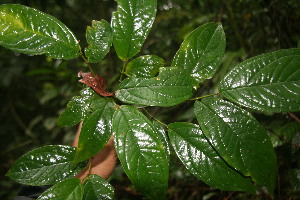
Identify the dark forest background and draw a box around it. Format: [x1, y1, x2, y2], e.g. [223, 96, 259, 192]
[0, 0, 299, 199]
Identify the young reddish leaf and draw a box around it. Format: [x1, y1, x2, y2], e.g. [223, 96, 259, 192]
[78, 71, 114, 97]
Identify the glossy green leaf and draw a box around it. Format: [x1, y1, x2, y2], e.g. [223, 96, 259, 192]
[194, 98, 277, 194]
[85, 20, 113, 63]
[220, 48, 300, 112]
[37, 178, 83, 200]
[116, 68, 197, 106]
[171, 23, 225, 83]
[57, 88, 99, 127]
[6, 145, 86, 186]
[0, 4, 80, 59]
[74, 98, 116, 163]
[168, 122, 255, 192]
[113, 105, 168, 200]
[125, 55, 164, 78]
[83, 174, 114, 200]
[111, 0, 157, 60]
[153, 121, 170, 162]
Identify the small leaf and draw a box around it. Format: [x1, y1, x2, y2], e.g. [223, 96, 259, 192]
[171, 23, 225, 83]
[220, 48, 300, 112]
[125, 55, 164, 78]
[75, 98, 116, 163]
[6, 146, 86, 186]
[83, 174, 115, 200]
[111, 0, 157, 60]
[0, 4, 80, 59]
[113, 105, 168, 200]
[37, 178, 83, 200]
[78, 71, 114, 97]
[267, 120, 300, 147]
[116, 68, 197, 106]
[57, 88, 98, 127]
[194, 98, 277, 194]
[85, 20, 113, 63]
[168, 122, 255, 192]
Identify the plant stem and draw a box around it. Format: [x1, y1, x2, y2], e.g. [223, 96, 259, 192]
[189, 92, 220, 101]
[79, 48, 96, 75]
[142, 108, 168, 128]
[82, 158, 93, 182]
[119, 60, 128, 82]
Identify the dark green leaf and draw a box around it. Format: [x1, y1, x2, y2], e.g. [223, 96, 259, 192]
[37, 178, 83, 200]
[171, 23, 225, 83]
[153, 121, 170, 162]
[6, 145, 86, 186]
[125, 55, 164, 78]
[194, 98, 277, 194]
[57, 88, 99, 127]
[168, 122, 255, 192]
[83, 174, 114, 200]
[85, 20, 113, 63]
[116, 68, 197, 106]
[0, 4, 80, 59]
[267, 120, 300, 147]
[113, 105, 168, 200]
[220, 48, 300, 112]
[74, 98, 116, 163]
[111, 0, 157, 60]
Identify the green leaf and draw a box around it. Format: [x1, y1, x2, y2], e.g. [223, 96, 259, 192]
[6, 145, 86, 186]
[125, 55, 164, 78]
[220, 48, 300, 112]
[194, 98, 277, 194]
[153, 121, 170, 162]
[111, 0, 157, 60]
[0, 4, 80, 59]
[267, 120, 300, 147]
[171, 22, 225, 83]
[74, 98, 116, 163]
[57, 88, 99, 127]
[83, 174, 115, 200]
[85, 20, 113, 63]
[168, 122, 255, 192]
[116, 68, 197, 106]
[37, 178, 83, 200]
[113, 105, 168, 200]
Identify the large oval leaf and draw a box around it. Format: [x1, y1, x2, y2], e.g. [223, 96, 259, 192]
[85, 20, 113, 63]
[111, 0, 157, 60]
[168, 122, 255, 192]
[74, 98, 116, 163]
[112, 105, 168, 200]
[0, 4, 80, 59]
[37, 178, 83, 200]
[6, 145, 86, 186]
[220, 48, 300, 112]
[194, 98, 277, 194]
[125, 55, 164, 78]
[83, 174, 115, 200]
[171, 23, 225, 83]
[116, 68, 197, 106]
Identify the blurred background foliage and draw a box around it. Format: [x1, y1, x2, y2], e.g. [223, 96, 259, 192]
[0, 0, 299, 199]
